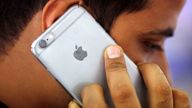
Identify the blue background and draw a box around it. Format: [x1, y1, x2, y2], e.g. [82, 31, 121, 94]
[165, 0, 192, 104]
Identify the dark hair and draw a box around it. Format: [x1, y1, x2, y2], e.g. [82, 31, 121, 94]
[0, 0, 146, 54]
[0, 101, 8, 108]
[0, 0, 47, 53]
[84, 0, 147, 32]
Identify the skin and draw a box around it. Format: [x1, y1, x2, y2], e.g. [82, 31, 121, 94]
[0, 0, 190, 108]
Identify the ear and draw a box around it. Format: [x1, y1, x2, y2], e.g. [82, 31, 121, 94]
[42, 0, 83, 31]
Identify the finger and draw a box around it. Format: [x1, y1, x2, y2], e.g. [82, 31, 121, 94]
[172, 88, 190, 108]
[81, 84, 108, 108]
[138, 63, 173, 108]
[68, 100, 81, 108]
[104, 45, 141, 108]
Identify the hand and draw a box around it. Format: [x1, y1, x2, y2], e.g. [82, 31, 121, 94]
[69, 45, 190, 108]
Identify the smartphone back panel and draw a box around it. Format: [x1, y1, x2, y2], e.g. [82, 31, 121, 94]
[31, 6, 146, 107]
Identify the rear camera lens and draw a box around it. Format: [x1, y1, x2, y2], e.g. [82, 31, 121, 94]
[39, 40, 47, 48]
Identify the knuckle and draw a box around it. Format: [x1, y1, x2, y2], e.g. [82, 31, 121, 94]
[152, 84, 172, 107]
[155, 83, 172, 97]
[112, 85, 134, 102]
[82, 84, 102, 97]
[107, 61, 126, 73]
[155, 85, 172, 107]
[156, 97, 172, 107]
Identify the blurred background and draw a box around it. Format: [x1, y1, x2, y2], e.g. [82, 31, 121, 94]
[165, 0, 192, 104]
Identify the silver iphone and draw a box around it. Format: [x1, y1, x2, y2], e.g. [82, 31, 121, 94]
[31, 5, 146, 107]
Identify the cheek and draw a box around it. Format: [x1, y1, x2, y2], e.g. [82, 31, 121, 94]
[109, 26, 147, 64]
[109, 13, 171, 81]
[110, 29, 171, 81]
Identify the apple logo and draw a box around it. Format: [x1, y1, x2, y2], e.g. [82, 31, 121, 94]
[73, 45, 88, 61]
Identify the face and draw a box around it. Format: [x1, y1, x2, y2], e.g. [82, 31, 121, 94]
[110, 0, 185, 79]
[0, 0, 185, 107]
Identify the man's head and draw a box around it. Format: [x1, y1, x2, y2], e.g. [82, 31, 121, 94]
[0, 0, 147, 54]
[0, 0, 47, 53]
[0, 0, 185, 107]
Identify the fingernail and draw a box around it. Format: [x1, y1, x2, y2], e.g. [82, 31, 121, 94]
[107, 46, 121, 59]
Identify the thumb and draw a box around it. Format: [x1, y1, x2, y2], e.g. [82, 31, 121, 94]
[68, 100, 81, 108]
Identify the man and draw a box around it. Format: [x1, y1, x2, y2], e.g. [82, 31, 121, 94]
[0, 0, 190, 108]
